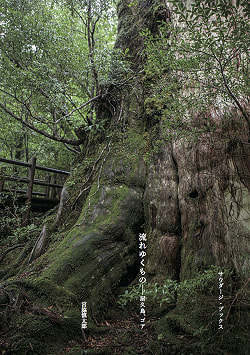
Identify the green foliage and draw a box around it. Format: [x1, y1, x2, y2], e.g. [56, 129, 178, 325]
[142, 0, 250, 137]
[118, 266, 231, 310]
[0, 0, 129, 166]
[0, 192, 23, 236]
[0, 192, 39, 243]
[8, 223, 39, 243]
[118, 278, 177, 310]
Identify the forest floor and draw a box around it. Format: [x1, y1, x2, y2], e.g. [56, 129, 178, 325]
[0, 242, 175, 355]
[56, 311, 190, 355]
[57, 314, 172, 355]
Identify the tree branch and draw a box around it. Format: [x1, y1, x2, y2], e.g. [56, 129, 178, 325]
[0, 102, 85, 146]
[0, 243, 26, 264]
[63, 143, 81, 154]
[218, 60, 250, 130]
[54, 94, 102, 123]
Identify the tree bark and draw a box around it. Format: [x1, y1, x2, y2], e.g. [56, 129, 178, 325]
[0, 1, 249, 354]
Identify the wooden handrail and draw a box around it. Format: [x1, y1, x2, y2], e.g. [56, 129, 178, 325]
[0, 156, 70, 226]
[0, 157, 31, 168]
[2, 175, 64, 189]
[0, 157, 70, 175]
[35, 164, 70, 175]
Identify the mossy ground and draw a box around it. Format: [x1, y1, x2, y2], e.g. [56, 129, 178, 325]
[2, 294, 247, 354]
[0, 132, 147, 354]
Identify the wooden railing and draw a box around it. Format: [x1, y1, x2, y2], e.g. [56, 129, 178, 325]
[0, 157, 70, 226]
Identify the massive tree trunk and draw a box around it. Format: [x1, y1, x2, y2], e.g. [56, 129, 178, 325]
[1, 1, 249, 354]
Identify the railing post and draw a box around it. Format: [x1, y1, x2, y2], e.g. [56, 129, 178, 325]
[0, 167, 6, 193]
[51, 173, 57, 199]
[22, 156, 36, 226]
[45, 174, 51, 198]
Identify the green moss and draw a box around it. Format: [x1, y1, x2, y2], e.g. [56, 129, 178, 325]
[144, 96, 165, 117]
[180, 223, 199, 280]
[180, 252, 199, 281]
[25, 277, 77, 309]
[26, 175, 142, 317]
[9, 313, 65, 354]
[152, 266, 249, 355]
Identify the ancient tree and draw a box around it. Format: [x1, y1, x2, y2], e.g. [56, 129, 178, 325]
[0, 1, 249, 354]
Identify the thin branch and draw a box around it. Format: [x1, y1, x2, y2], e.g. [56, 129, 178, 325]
[0, 243, 26, 263]
[65, 94, 88, 123]
[63, 143, 81, 154]
[54, 95, 102, 123]
[225, 277, 250, 325]
[0, 88, 23, 102]
[73, 8, 87, 27]
[222, 48, 243, 71]
[218, 60, 250, 129]
[87, 2, 100, 96]
[0, 102, 84, 146]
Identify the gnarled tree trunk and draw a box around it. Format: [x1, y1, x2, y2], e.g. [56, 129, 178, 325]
[0, 1, 249, 354]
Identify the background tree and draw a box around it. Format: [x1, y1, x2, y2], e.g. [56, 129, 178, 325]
[142, 0, 249, 138]
[0, 0, 126, 163]
[0, 1, 249, 354]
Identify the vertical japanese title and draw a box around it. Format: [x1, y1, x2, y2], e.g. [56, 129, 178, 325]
[218, 271, 224, 330]
[81, 302, 87, 329]
[139, 233, 147, 330]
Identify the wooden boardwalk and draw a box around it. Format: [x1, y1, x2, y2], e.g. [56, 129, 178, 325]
[0, 157, 70, 225]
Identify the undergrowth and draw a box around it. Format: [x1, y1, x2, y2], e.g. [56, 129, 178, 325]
[118, 265, 232, 310]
